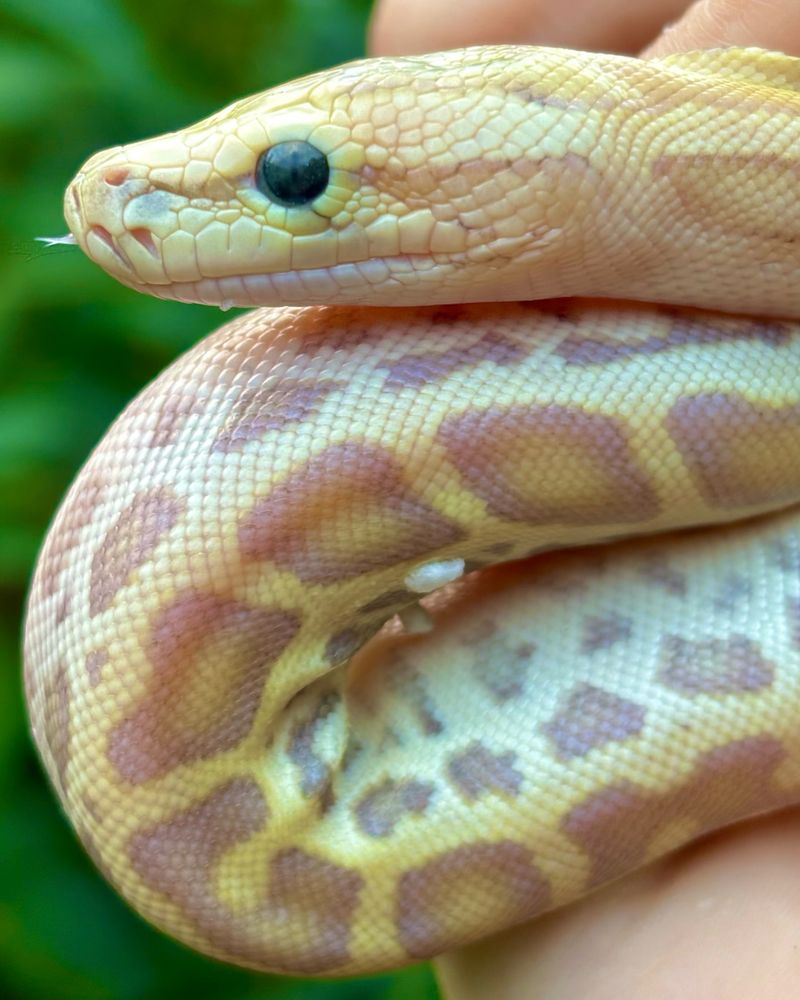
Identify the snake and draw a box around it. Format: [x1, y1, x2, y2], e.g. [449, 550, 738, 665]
[22, 44, 800, 977]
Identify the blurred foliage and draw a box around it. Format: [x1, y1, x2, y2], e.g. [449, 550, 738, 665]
[0, 1, 440, 997]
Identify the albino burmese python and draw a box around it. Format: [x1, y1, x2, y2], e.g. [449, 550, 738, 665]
[23, 45, 800, 976]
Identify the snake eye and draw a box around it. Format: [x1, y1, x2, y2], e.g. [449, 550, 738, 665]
[255, 140, 330, 207]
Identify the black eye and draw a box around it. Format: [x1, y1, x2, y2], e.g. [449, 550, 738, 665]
[255, 140, 330, 207]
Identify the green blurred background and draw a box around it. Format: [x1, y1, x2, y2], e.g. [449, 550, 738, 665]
[0, 1, 440, 996]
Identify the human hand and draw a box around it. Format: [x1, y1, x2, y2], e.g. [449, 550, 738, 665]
[367, 2, 800, 997]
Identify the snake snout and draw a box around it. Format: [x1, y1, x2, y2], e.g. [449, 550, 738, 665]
[64, 149, 181, 288]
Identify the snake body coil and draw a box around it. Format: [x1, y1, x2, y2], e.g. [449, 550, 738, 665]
[24, 45, 800, 975]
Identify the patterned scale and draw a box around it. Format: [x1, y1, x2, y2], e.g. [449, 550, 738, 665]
[23, 45, 800, 976]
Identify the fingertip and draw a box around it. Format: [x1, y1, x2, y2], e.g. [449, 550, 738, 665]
[369, 0, 691, 57]
[645, 0, 800, 57]
[368, 0, 529, 57]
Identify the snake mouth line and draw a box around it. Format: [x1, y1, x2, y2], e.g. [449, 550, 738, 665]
[104, 252, 475, 309]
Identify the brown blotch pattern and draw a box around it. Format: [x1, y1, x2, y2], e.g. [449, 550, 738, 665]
[39, 660, 71, 799]
[37, 472, 107, 597]
[287, 690, 341, 798]
[581, 613, 633, 653]
[465, 620, 534, 703]
[55, 593, 71, 626]
[354, 777, 435, 837]
[386, 655, 444, 736]
[563, 735, 791, 888]
[212, 379, 342, 453]
[149, 394, 200, 448]
[130, 775, 362, 974]
[265, 848, 364, 973]
[381, 330, 525, 390]
[89, 487, 185, 617]
[772, 538, 800, 575]
[639, 554, 688, 596]
[713, 573, 751, 612]
[448, 741, 523, 800]
[341, 736, 365, 774]
[281, 309, 375, 357]
[108, 591, 299, 783]
[129, 778, 283, 964]
[555, 312, 790, 366]
[85, 648, 109, 687]
[666, 394, 800, 509]
[658, 634, 775, 695]
[542, 684, 646, 760]
[438, 404, 659, 525]
[325, 623, 382, 665]
[396, 841, 551, 958]
[238, 442, 464, 584]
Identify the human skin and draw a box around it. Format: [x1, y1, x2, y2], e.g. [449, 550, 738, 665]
[367, 2, 800, 997]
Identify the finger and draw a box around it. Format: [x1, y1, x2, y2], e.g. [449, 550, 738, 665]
[437, 807, 800, 1000]
[369, 0, 690, 57]
[645, 0, 800, 55]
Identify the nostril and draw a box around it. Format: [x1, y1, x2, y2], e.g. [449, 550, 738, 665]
[104, 167, 129, 187]
[130, 227, 157, 257]
[71, 185, 81, 214]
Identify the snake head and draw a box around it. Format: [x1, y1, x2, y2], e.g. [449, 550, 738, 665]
[64, 46, 604, 308]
